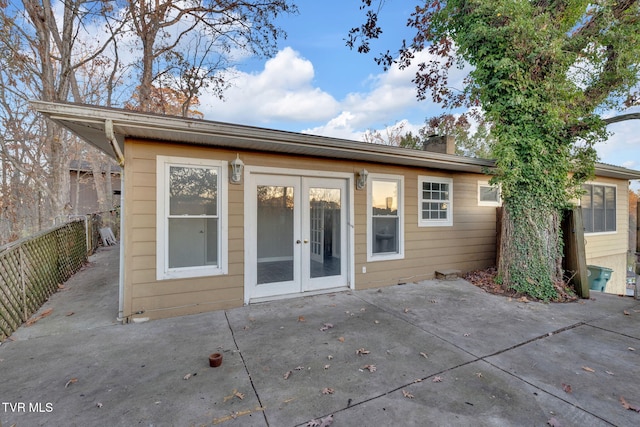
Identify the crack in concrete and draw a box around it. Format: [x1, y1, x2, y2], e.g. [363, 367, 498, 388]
[225, 310, 270, 426]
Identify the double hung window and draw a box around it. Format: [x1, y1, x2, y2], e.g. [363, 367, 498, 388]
[157, 156, 228, 279]
[367, 174, 404, 261]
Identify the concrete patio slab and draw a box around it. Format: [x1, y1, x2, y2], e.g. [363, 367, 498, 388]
[2, 245, 640, 426]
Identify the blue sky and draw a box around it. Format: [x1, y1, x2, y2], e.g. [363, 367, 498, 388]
[195, 1, 640, 185]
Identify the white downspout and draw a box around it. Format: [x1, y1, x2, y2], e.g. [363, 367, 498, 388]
[105, 119, 126, 322]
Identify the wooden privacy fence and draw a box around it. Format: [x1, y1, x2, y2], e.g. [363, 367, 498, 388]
[0, 221, 87, 341]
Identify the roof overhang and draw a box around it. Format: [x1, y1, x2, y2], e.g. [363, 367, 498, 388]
[31, 101, 493, 174]
[32, 101, 640, 181]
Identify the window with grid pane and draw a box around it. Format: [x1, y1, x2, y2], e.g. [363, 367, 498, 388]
[418, 176, 453, 227]
[581, 183, 616, 233]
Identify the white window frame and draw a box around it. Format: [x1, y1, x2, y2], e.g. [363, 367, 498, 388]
[580, 182, 617, 235]
[477, 181, 502, 207]
[418, 176, 453, 227]
[156, 155, 228, 280]
[367, 174, 404, 262]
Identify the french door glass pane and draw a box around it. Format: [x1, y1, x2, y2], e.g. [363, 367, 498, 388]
[309, 187, 341, 278]
[257, 185, 294, 284]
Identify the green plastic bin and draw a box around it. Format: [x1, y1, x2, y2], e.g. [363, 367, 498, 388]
[587, 265, 613, 292]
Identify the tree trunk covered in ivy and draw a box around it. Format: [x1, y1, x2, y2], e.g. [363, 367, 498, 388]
[350, 0, 640, 300]
[498, 202, 563, 300]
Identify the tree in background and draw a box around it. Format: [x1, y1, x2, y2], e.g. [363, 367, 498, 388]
[126, 0, 297, 115]
[0, 0, 124, 243]
[350, 0, 640, 300]
[0, 0, 296, 244]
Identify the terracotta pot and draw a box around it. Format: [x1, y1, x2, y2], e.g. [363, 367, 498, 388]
[209, 353, 223, 368]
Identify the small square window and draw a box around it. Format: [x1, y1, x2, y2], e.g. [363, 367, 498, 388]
[478, 181, 501, 207]
[418, 176, 453, 227]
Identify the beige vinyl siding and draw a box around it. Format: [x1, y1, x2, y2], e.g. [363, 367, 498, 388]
[124, 139, 246, 321]
[583, 177, 630, 294]
[355, 166, 496, 289]
[122, 138, 498, 321]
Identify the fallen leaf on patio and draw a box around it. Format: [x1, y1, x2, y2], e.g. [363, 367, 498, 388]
[629, 347, 636, 351]
[284, 371, 292, 380]
[432, 376, 443, 383]
[319, 414, 334, 426]
[413, 378, 423, 383]
[517, 296, 530, 303]
[324, 364, 330, 370]
[26, 308, 53, 326]
[295, 366, 305, 370]
[475, 372, 483, 378]
[606, 371, 615, 376]
[624, 310, 630, 315]
[581, 366, 595, 373]
[65, 311, 74, 316]
[403, 308, 411, 313]
[306, 414, 334, 427]
[360, 308, 366, 312]
[420, 352, 429, 359]
[429, 299, 437, 303]
[355, 348, 370, 355]
[183, 373, 191, 380]
[65, 378, 78, 388]
[58, 284, 65, 289]
[374, 320, 380, 324]
[620, 396, 640, 412]
[463, 333, 471, 337]
[320, 323, 333, 331]
[96, 402, 103, 408]
[243, 325, 249, 330]
[402, 390, 414, 399]
[561, 383, 572, 393]
[322, 387, 334, 395]
[298, 316, 306, 322]
[362, 364, 376, 372]
[547, 417, 562, 427]
[337, 336, 345, 343]
[234, 391, 245, 400]
[327, 355, 333, 360]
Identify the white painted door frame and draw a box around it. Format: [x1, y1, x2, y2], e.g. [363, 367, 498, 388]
[244, 166, 354, 304]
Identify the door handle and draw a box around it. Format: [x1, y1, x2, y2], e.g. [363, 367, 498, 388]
[303, 239, 309, 244]
[296, 240, 301, 244]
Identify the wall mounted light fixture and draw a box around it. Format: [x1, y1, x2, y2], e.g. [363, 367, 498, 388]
[230, 154, 244, 184]
[356, 168, 368, 190]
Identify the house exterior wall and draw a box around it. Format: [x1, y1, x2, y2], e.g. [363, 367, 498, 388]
[122, 138, 496, 321]
[583, 177, 630, 295]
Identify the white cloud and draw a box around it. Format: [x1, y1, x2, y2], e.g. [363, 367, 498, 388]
[199, 47, 340, 124]
[595, 107, 640, 170]
[301, 50, 459, 140]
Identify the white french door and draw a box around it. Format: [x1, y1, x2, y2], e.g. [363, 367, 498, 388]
[247, 173, 348, 300]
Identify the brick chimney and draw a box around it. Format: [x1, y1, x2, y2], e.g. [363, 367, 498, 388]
[424, 135, 455, 155]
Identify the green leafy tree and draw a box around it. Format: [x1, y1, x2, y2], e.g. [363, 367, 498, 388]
[349, 0, 640, 300]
